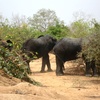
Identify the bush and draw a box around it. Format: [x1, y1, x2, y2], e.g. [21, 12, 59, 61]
[0, 44, 41, 85]
[81, 24, 100, 73]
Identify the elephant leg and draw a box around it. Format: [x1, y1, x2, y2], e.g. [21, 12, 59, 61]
[91, 61, 98, 76]
[40, 54, 52, 72]
[40, 57, 46, 72]
[85, 62, 92, 76]
[45, 54, 53, 72]
[56, 56, 64, 76]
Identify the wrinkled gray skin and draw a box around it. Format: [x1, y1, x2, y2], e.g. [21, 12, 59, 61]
[22, 35, 57, 73]
[53, 38, 98, 76]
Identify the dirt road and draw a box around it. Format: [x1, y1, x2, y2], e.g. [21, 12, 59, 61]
[0, 54, 100, 100]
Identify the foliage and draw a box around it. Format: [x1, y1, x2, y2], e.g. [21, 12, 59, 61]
[81, 22, 100, 71]
[0, 16, 41, 85]
[0, 45, 41, 85]
[0, 46, 26, 78]
[0, 10, 100, 80]
[46, 22, 70, 39]
[28, 8, 64, 32]
[69, 19, 92, 38]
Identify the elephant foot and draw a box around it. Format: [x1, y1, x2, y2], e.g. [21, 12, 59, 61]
[85, 74, 92, 77]
[93, 74, 99, 77]
[40, 70, 45, 73]
[47, 69, 53, 72]
[56, 72, 64, 76]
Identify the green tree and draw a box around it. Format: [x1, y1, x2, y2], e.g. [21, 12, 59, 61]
[28, 8, 63, 32]
[69, 11, 93, 38]
[47, 22, 70, 39]
[81, 21, 100, 74]
[69, 19, 91, 38]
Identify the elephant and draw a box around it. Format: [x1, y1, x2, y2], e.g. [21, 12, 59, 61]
[53, 37, 98, 76]
[21, 34, 57, 73]
[0, 39, 13, 51]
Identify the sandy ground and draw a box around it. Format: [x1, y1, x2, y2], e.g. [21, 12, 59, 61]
[0, 54, 100, 100]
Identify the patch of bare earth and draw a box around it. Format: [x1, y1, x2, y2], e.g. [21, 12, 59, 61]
[0, 54, 100, 100]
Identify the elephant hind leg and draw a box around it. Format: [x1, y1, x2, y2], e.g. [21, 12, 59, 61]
[56, 56, 64, 76]
[46, 54, 53, 72]
[85, 62, 92, 76]
[91, 61, 98, 76]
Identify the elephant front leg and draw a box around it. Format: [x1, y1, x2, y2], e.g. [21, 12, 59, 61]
[56, 56, 64, 76]
[40, 54, 52, 72]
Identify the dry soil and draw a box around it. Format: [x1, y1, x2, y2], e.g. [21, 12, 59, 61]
[0, 54, 100, 100]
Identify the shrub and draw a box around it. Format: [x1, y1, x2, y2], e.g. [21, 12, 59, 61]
[0, 44, 41, 85]
[81, 25, 100, 73]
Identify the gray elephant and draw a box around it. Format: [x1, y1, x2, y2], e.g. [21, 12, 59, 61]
[22, 34, 57, 73]
[53, 38, 98, 76]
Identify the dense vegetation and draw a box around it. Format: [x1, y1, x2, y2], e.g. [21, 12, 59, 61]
[0, 9, 100, 84]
